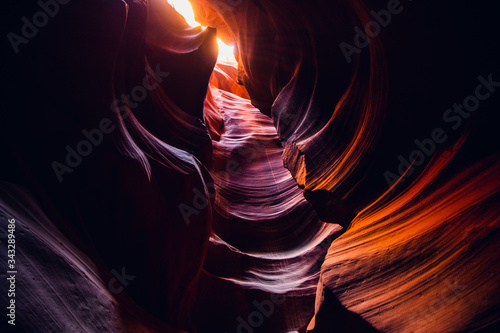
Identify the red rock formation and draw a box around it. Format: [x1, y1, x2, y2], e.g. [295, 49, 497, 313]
[1, 0, 499, 332]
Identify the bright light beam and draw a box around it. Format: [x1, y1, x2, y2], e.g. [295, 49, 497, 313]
[167, 0, 237, 63]
[167, 0, 200, 27]
[217, 39, 236, 63]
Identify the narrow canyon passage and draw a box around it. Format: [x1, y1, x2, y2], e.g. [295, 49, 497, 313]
[1, 0, 499, 332]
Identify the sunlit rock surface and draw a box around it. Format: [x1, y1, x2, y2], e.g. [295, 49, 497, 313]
[1, 0, 499, 332]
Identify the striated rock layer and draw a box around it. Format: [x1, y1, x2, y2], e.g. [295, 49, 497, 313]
[1, 0, 499, 332]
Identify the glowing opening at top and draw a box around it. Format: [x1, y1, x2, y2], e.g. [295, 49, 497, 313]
[167, 0, 200, 28]
[167, 0, 237, 63]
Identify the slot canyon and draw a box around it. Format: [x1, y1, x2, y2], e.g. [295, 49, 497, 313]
[1, 0, 499, 332]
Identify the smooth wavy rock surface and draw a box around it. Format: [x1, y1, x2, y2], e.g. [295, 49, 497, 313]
[1, 0, 499, 332]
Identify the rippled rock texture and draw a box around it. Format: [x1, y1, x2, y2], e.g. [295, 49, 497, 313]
[1, 0, 499, 332]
